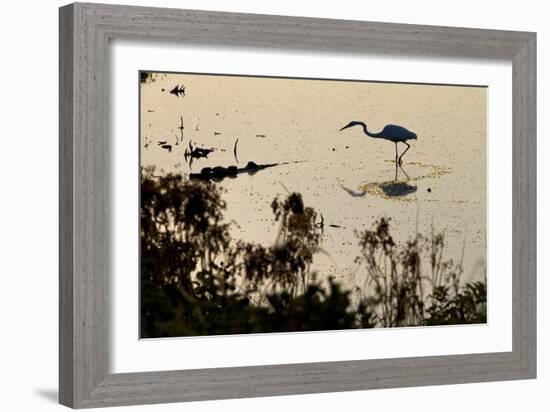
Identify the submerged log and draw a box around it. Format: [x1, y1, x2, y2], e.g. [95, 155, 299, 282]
[189, 161, 282, 181]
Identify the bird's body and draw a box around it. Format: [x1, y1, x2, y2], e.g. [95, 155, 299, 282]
[373, 124, 417, 142]
[340, 121, 417, 164]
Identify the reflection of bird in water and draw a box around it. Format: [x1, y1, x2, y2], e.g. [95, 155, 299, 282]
[379, 181, 417, 197]
[394, 161, 409, 180]
[340, 162, 416, 199]
[340, 121, 417, 165]
[340, 184, 366, 198]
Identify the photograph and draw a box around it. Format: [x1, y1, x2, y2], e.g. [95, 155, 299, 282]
[139, 71, 487, 338]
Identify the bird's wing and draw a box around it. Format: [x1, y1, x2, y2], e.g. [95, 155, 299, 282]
[384, 124, 409, 134]
[383, 124, 415, 140]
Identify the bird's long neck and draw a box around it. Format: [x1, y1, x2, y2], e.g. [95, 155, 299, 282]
[358, 122, 382, 138]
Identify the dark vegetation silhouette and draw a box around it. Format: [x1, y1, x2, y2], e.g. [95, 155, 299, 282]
[353, 217, 486, 327]
[140, 71, 150, 83]
[140, 168, 486, 337]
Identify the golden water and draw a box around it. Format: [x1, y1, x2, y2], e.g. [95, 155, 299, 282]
[140, 72, 487, 287]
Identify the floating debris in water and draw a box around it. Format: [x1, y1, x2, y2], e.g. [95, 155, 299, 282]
[143, 137, 151, 149]
[256, 134, 266, 138]
[184, 141, 215, 160]
[214, 131, 222, 136]
[160, 144, 172, 152]
[170, 85, 185, 97]
[427, 187, 432, 193]
[157, 140, 167, 145]
[233, 138, 239, 163]
[140, 72, 155, 83]
[315, 213, 325, 230]
[176, 116, 185, 143]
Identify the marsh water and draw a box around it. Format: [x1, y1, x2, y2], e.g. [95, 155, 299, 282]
[140, 72, 487, 289]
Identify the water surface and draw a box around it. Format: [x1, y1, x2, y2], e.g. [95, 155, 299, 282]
[140, 72, 487, 287]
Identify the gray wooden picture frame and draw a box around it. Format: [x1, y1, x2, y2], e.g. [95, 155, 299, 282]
[59, 2, 536, 409]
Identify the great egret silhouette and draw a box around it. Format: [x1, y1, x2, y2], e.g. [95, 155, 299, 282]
[340, 121, 417, 165]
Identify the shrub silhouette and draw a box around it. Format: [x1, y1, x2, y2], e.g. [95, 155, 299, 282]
[354, 217, 486, 328]
[140, 169, 485, 337]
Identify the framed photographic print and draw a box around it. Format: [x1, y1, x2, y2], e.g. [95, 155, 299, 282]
[59, 2, 536, 408]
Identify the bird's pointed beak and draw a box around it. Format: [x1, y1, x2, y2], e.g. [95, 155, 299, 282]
[339, 123, 352, 132]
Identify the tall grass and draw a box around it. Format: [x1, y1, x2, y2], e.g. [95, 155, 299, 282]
[354, 217, 486, 327]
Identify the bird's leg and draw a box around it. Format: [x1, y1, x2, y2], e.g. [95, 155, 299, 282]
[394, 142, 398, 164]
[398, 142, 411, 165]
[399, 163, 410, 180]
